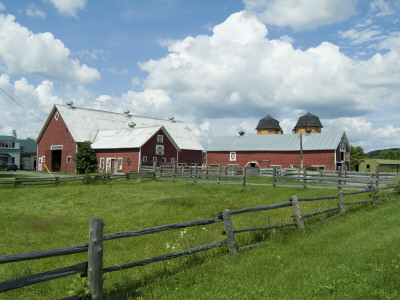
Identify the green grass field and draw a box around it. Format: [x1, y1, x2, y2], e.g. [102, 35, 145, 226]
[0, 178, 398, 299]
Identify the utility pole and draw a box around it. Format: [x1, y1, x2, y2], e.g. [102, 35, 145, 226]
[299, 133, 304, 170]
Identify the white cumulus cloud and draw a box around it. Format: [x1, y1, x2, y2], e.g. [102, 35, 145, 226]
[48, 0, 87, 18]
[0, 14, 100, 83]
[244, 0, 357, 31]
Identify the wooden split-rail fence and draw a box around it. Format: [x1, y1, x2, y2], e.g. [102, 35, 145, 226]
[144, 164, 398, 189]
[1, 184, 399, 299]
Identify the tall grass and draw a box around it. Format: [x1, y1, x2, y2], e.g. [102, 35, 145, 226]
[0, 179, 396, 299]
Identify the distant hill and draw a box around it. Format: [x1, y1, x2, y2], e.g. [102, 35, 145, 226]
[368, 148, 400, 158]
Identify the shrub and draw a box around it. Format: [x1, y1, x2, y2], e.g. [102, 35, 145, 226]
[74, 141, 97, 174]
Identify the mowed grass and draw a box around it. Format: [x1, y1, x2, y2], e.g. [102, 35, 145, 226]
[0, 178, 398, 299]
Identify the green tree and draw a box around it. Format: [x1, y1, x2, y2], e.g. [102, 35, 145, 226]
[378, 150, 400, 160]
[73, 141, 97, 174]
[350, 145, 367, 171]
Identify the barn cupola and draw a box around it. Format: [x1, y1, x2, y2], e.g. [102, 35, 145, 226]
[256, 115, 283, 135]
[292, 112, 323, 134]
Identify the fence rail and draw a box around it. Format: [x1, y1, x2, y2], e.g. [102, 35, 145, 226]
[1, 165, 398, 188]
[1, 182, 399, 298]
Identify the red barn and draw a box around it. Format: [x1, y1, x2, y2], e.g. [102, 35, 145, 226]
[206, 131, 350, 171]
[36, 103, 204, 173]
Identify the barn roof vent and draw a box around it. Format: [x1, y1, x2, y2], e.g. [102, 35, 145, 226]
[128, 122, 136, 128]
[66, 101, 74, 108]
[169, 117, 175, 122]
[239, 130, 245, 137]
[124, 110, 131, 117]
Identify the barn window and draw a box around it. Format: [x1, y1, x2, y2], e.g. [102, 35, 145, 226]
[143, 156, 147, 162]
[162, 157, 167, 163]
[118, 158, 123, 170]
[157, 135, 164, 143]
[67, 156, 72, 163]
[156, 145, 164, 155]
[153, 157, 157, 163]
[42, 156, 45, 163]
[100, 158, 104, 170]
[55, 113, 59, 121]
[171, 158, 175, 163]
[230, 152, 236, 161]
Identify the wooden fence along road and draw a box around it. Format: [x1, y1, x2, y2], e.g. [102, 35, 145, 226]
[1, 181, 399, 299]
[0, 165, 398, 189]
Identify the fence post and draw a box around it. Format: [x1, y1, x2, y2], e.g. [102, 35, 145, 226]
[303, 167, 307, 188]
[338, 166, 342, 190]
[243, 166, 247, 186]
[272, 166, 277, 188]
[291, 195, 305, 231]
[222, 209, 237, 255]
[338, 190, 346, 215]
[370, 185, 377, 205]
[375, 165, 380, 189]
[172, 164, 176, 183]
[217, 164, 221, 185]
[88, 218, 104, 300]
[194, 164, 198, 183]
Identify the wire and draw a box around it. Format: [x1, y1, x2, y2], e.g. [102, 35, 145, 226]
[0, 86, 44, 122]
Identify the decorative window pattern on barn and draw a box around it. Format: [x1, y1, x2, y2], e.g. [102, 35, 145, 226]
[230, 152, 236, 161]
[156, 144, 164, 155]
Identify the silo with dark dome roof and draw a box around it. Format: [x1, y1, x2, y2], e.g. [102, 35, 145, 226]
[292, 112, 323, 134]
[256, 115, 283, 135]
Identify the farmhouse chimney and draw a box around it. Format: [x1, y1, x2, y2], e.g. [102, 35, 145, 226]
[12, 130, 17, 138]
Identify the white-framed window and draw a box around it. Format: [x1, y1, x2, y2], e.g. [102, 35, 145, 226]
[118, 158, 123, 170]
[171, 158, 175, 163]
[55, 112, 59, 121]
[38, 158, 42, 171]
[67, 156, 72, 163]
[100, 158, 105, 170]
[162, 157, 167, 163]
[157, 135, 164, 143]
[143, 156, 147, 162]
[230, 152, 236, 161]
[156, 144, 164, 155]
[153, 157, 157, 163]
[42, 156, 45, 163]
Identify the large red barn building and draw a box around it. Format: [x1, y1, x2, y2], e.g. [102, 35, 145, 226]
[206, 113, 350, 171]
[36, 103, 204, 173]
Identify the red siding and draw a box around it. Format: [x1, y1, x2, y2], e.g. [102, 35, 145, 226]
[140, 129, 178, 167]
[95, 149, 139, 173]
[207, 150, 337, 170]
[179, 149, 203, 165]
[37, 109, 77, 173]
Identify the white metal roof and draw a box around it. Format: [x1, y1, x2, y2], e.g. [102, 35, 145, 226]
[207, 131, 347, 151]
[48, 105, 203, 150]
[91, 126, 171, 149]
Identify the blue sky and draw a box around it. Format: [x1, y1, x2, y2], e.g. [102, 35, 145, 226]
[0, 0, 399, 152]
